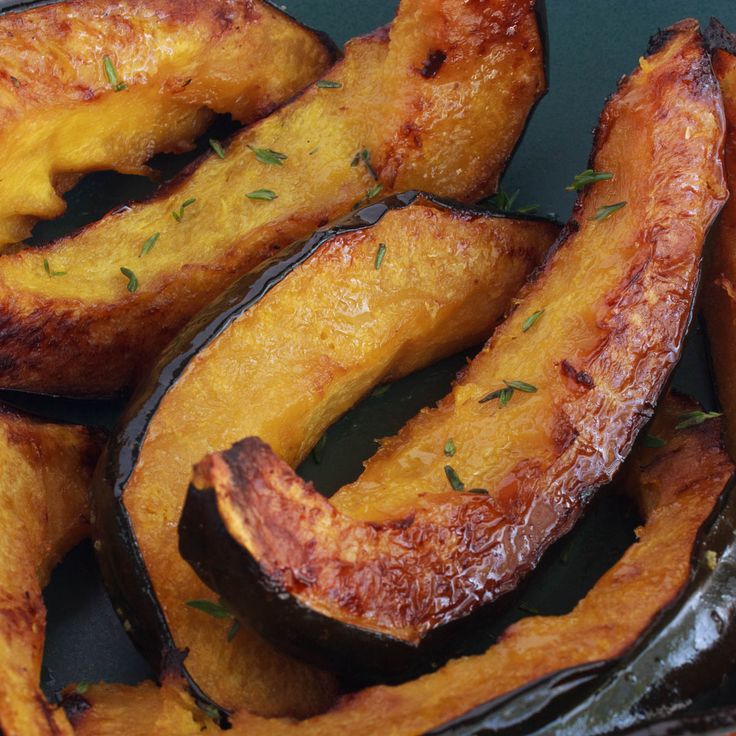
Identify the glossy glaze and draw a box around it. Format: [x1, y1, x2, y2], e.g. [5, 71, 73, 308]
[92, 191, 557, 718]
[178, 21, 727, 668]
[0, 0, 336, 249]
[0, 408, 102, 736]
[0, 0, 545, 397]
[69, 395, 735, 735]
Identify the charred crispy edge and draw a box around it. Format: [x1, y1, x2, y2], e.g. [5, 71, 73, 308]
[431, 474, 736, 734]
[705, 17, 736, 57]
[180, 460, 424, 678]
[92, 191, 558, 717]
[506, 19, 717, 315]
[0, 0, 340, 64]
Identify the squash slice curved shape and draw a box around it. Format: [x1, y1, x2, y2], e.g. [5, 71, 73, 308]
[0, 0, 336, 248]
[0, 0, 546, 397]
[92, 193, 558, 717]
[178, 20, 727, 668]
[67, 395, 735, 735]
[0, 409, 102, 736]
[704, 19, 736, 462]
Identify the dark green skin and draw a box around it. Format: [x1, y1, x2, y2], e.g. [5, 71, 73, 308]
[428, 477, 736, 735]
[90, 191, 554, 720]
[612, 707, 736, 736]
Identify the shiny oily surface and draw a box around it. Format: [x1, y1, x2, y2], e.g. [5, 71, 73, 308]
[0, 409, 101, 736]
[0, 0, 334, 248]
[96, 195, 557, 717]
[705, 24, 736, 462]
[0, 0, 545, 397]
[179, 22, 727, 654]
[67, 397, 734, 736]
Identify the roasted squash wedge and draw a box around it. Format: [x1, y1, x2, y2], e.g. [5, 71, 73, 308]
[178, 20, 726, 670]
[67, 394, 735, 735]
[0, 0, 547, 397]
[92, 193, 558, 718]
[704, 19, 736, 462]
[0, 408, 102, 736]
[0, 0, 336, 249]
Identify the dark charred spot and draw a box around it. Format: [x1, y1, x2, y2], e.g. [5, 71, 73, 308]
[646, 27, 675, 57]
[561, 359, 595, 389]
[705, 17, 736, 55]
[61, 693, 91, 726]
[550, 410, 579, 455]
[420, 49, 447, 78]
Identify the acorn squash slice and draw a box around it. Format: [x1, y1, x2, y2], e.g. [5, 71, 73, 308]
[92, 193, 558, 718]
[178, 20, 727, 672]
[704, 19, 736, 462]
[0, 408, 102, 736]
[0, 0, 547, 397]
[66, 393, 735, 735]
[0, 0, 337, 249]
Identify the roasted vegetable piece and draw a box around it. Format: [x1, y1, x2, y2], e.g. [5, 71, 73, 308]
[0, 0, 547, 397]
[0, 0, 336, 249]
[92, 193, 558, 717]
[70, 395, 734, 735]
[178, 20, 726, 670]
[0, 408, 102, 736]
[704, 19, 736, 462]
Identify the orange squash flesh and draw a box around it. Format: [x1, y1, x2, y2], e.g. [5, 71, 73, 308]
[179, 20, 727, 652]
[0, 0, 336, 249]
[66, 396, 733, 736]
[704, 22, 736, 461]
[0, 409, 102, 736]
[99, 197, 558, 717]
[0, 0, 546, 397]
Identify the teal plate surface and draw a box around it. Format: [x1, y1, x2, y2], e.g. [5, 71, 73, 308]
[0, 0, 734, 730]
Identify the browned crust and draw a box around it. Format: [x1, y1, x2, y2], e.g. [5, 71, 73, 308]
[0, 408, 103, 736]
[0, 0, 545, 397]
[67, 398, 734, 736]
[180, 20, 726, 648]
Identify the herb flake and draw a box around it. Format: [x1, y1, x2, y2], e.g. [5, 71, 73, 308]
[675, 411, 722, 430]
[375, 243, 387, 270]
[172, 198, 196, 222]
[643, 435, 667, 448]
[505, 379, 537, 393]
[249, 145, 287, 166]
[120, 267, 138, 293]
[444, 438, 456, 457]
[139, 232, 160, 257]
[226, 619, 241, 642]
[316, 79, 342, 89]
[444, 465, 465, 492]
[590, 201, 627, 221]
[75, 682, 90, 695]
[351, 148, 378, 180]
[247, 189, 278, 201]
[43, 259, 66, 277]
[209, 139, 225, 159]
[186, 599, 231, 619]
[522, 310, 544, 332]
[566, 169, 613, 191]
[103, 55, 126, 92]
